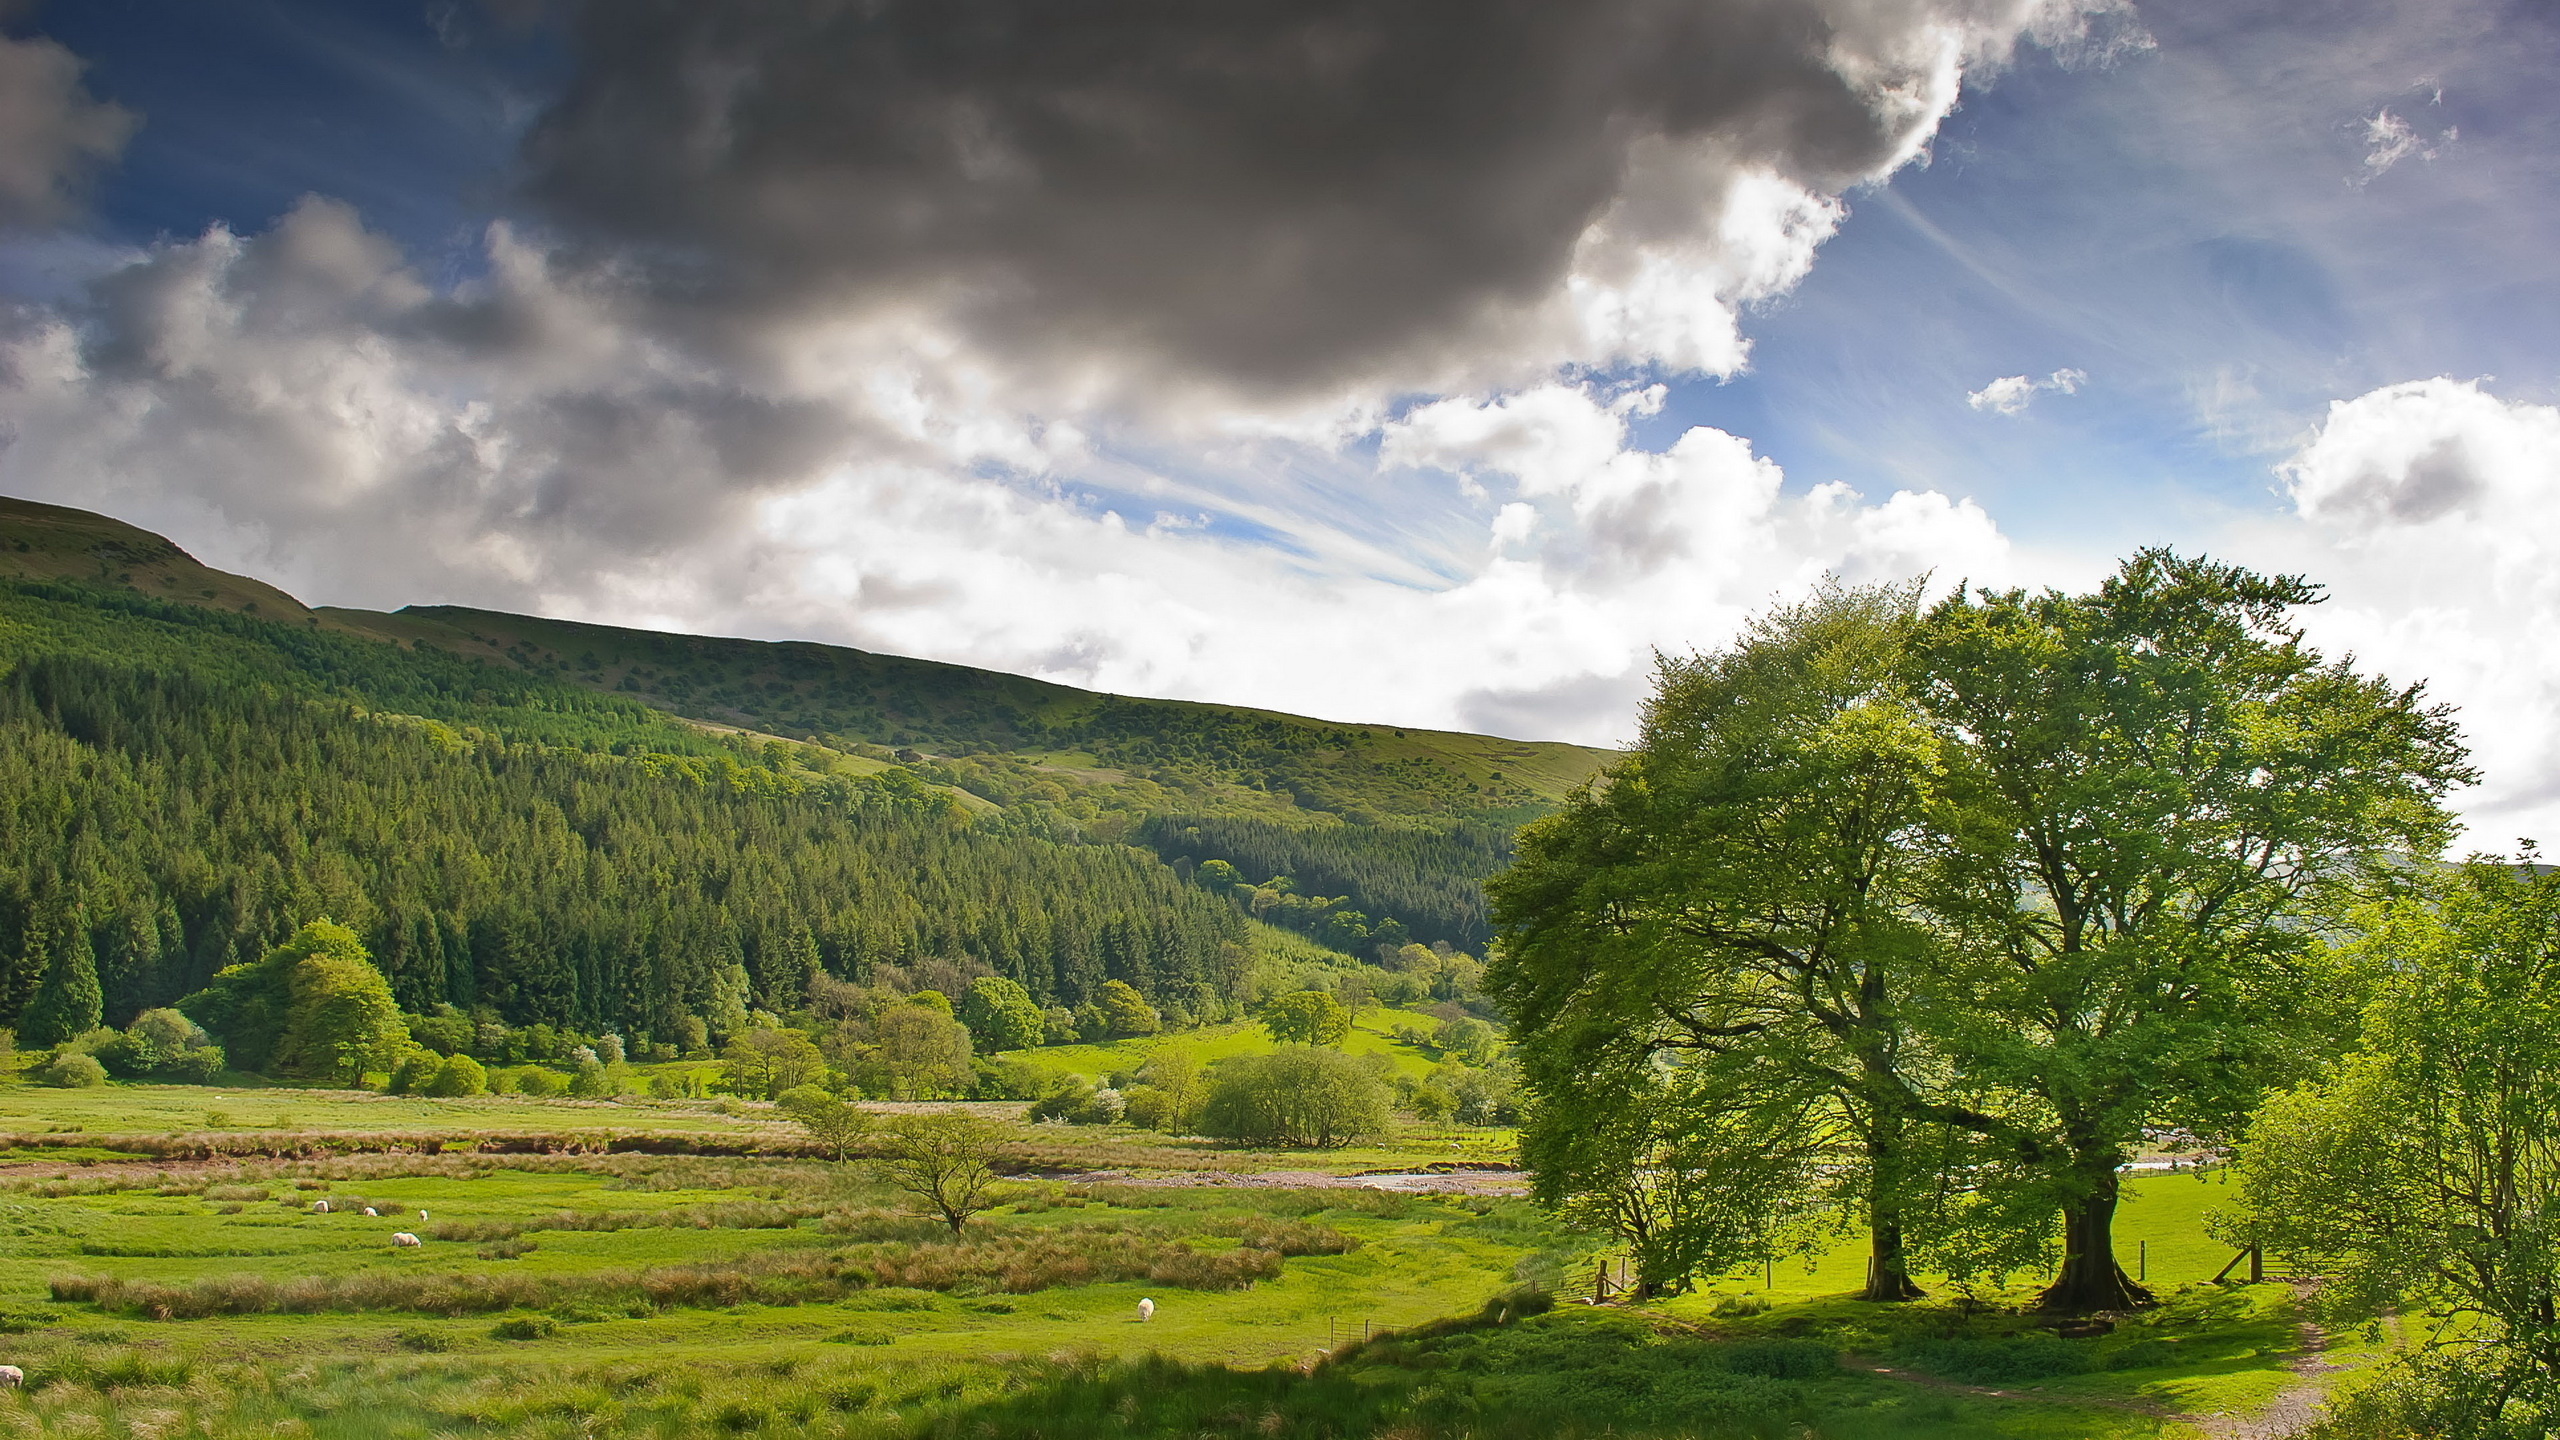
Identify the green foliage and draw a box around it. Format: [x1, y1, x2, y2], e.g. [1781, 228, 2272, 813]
[0, 650, 1249, 1047]
[1491, 557, 2476, 1309]
[1145, 814, 1513, 952]
[278, 935, 409, 1085]
[1197, 1046, 1390, 1148]
[714, 1026, 825, 1101]
[1911, 550, 2473, 1307]
[776, 1083, 869, 1160]
[19, 911, 102, 1047]
[386, 1050, 442, 1095]
[1259, 988, 1350, 1046]
[91, 1008, 223, 1081]
[877, 1112, 1005, 1235]
[2224, 860, 2560, 1435]
[957, 975, 1043, 1053]
[857, 1003, 974, 1099]
[1094, 978, 1161, 1037]
[37, 1049, 107, 1087]
[422, 1052, 488, 1096]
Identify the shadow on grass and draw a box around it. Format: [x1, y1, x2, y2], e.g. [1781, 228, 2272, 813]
[894, 1300, 2156, 1440]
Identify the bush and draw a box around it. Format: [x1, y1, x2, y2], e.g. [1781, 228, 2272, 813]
[89, 1010, 224, 1082]
[39, 1051, 108, 1088]
[491, 1315, 558, 1340]
[1027, 1078, 1120, 1125]
[569, 1056, 613, 1098]
[1197, 1047, 1389, 1147]
[166, 1045, 226, 1082]
[422, 1053, 489, 1097]
[385, 1050, 441, 1096]
[514, 1067, 563, 1097]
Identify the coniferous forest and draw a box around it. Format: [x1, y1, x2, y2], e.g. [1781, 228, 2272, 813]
[0, 501, 1595, 1043]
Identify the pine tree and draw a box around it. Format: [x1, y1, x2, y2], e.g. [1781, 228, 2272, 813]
[20, 914, 102, 1047]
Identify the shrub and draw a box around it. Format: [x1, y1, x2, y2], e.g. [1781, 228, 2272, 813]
[569, 1056, 613, 1098]
[385, 1050, 441, 1096]
[423, 1053, 489, 1097]
[514, 1067, 563, 1097]
[39, 1051, 108, 1088]
[1197, 1047, 1390, 1147]
[166, 1045, 226, 1082]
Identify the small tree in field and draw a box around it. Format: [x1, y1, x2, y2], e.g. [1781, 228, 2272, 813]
[878, 1113, 1005, 1235]
[779, 1084, 870, 1161]
[1198, 1048, 1389, 1148]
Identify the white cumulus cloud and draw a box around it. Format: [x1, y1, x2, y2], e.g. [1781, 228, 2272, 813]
[1967, 367, 2086, 415]
[2232, 378, 2560, 844]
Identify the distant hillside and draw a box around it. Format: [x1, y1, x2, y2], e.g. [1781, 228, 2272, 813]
[0, 496, 1613, 1004]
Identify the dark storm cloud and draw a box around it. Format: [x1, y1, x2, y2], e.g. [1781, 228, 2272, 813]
[519, 0, 2051, 391]
[0, 32, 137, 229]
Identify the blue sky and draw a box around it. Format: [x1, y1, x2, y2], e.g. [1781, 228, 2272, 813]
[7, 0, 2560, 838]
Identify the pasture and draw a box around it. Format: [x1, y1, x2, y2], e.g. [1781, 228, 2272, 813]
[0, 1078, 2372, 1439]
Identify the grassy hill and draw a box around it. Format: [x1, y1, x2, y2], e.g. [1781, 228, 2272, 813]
[0, 495, 1608, 828]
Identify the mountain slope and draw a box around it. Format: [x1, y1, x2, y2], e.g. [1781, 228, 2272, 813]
[0, 495, 1613, 971]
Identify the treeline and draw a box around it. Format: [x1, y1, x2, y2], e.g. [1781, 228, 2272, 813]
[1138, 813, 1509, 950]
[0, 655, 1245, 1045]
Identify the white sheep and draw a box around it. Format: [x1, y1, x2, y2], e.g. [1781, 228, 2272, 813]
[0, 1364, 21, 1388]
[1137, 1298, 1155, 1322]
[392, 1233, 422, 1248]
[419, 1210, 430, 1222]
[311, 1200, 330, 1214]
[362, 1207, 378, 1217]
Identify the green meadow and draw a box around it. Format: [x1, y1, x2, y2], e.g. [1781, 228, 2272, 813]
[0, 1074, 2372, 1440]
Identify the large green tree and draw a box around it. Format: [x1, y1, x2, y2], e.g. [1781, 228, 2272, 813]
[957, 975, 1044, 1053]
[181, 919, 409, 1081]
[1914, 551, 2470, 1310]
[1490, 581, 1967, 1301]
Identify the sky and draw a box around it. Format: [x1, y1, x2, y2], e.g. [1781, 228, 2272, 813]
[3, 0, 2559, 843]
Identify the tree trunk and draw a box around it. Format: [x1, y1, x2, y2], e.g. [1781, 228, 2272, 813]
[1862, 1200, 1925, 1301]
[1858, 1111, 1925, 1301]
[2038, 1168, 2154, 1312]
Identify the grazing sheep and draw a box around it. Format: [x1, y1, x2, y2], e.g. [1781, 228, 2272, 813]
[1137, 1298, 1155, 1322]
[419, 1210, 430, 1222]
[311, 1200, 330, 1214]
[362, 1207, 378, 1217]
[392, 1232, 422, 1248]
[0, 1364, 21, 1388]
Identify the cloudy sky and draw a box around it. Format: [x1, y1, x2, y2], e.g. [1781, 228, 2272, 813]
[3, 0, 2559, 843]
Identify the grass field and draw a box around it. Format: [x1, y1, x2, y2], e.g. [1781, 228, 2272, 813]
[1016, 1006, 1455, 1086]
[0, 1074, 2380, 1439]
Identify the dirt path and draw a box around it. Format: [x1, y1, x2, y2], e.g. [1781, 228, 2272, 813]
[1847, 1285, 2346, 1439]
[2182, 1286, 2344, 1440]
